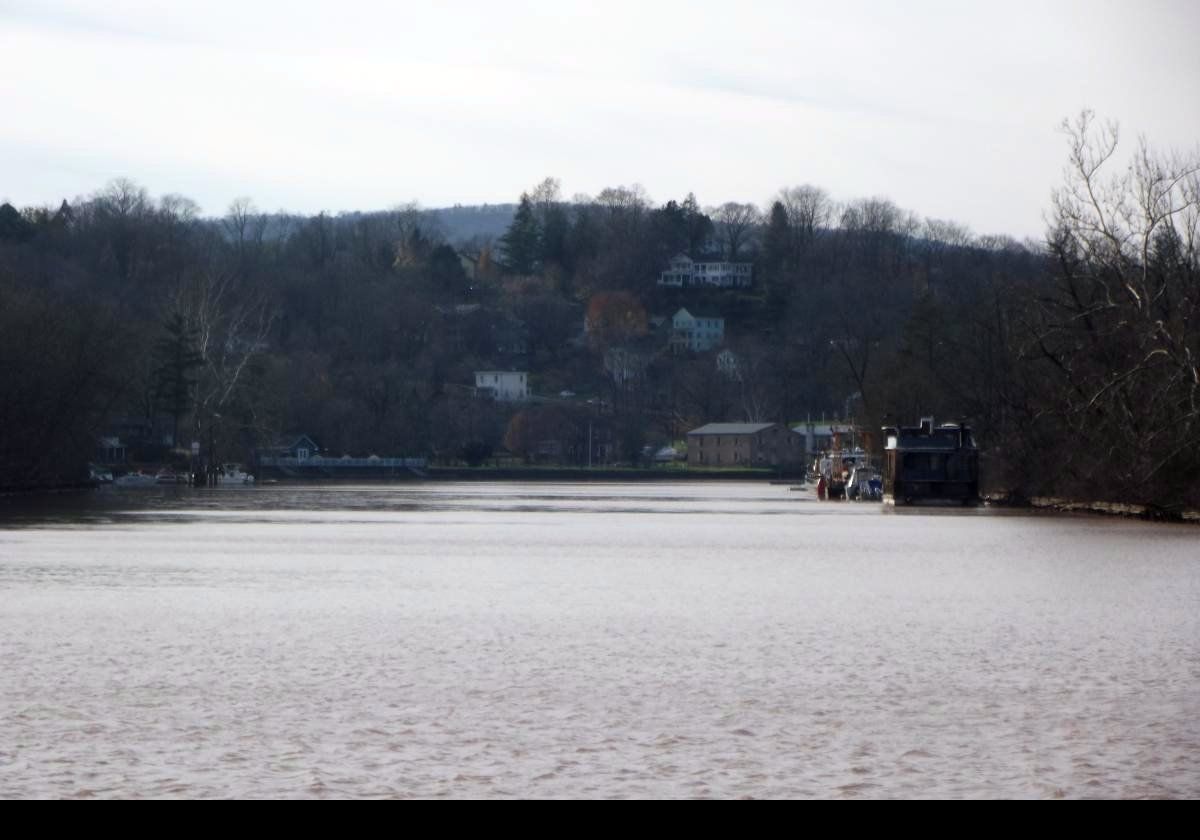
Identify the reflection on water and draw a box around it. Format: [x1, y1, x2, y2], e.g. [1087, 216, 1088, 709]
[0, 482, 1012, 525]
[1, 482, 1198, 798]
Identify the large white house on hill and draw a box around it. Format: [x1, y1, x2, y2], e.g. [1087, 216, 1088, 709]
[658, 254, 752, 288]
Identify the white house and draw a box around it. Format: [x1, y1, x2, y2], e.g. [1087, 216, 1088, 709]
[670, 308, 724, 353]
[659, 254, 694, 287]
[475, 371, 529, 401]
[658, 253, 752, 288]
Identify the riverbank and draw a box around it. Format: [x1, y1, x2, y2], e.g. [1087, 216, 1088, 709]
[424, 466, 787, 482]
[984, 493, 1200, 523]
[0, 482, 100, 499]
[253, 464, 794, 482]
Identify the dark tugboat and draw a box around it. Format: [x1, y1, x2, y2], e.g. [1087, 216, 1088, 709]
[881, 417, 979, 506]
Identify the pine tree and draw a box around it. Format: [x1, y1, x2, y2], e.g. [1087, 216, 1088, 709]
[762, 201, 791, 273]
[153, 312, 204, 447]
[681, 192, 713, 257]
[0, 203, 34, 243]
[498, 193, 541, 275]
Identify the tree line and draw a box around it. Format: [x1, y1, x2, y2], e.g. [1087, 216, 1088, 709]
[0, 112, 1196, 510]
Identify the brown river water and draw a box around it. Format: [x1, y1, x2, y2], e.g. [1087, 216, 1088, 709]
[1, 482, 1197, 798]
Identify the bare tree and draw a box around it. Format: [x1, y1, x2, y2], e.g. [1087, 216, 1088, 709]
[87, 178, 154, 284]
[223, 197, 256, 248]
[717, 342, 776, 423]
[529, 176, 562, 213]
[169, 267, 276, 440]
[222, 197, 271, 276]
[777, 184, 832, 247]
[160, 194, 201, 225]
[596, 184, 650, 212]
[710, 201, 761, 260]
[1030, 110, 1200, 507]
[923, 218, 973, 249]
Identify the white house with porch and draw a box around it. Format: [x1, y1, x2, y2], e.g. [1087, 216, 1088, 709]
[658, 253, 752, 288]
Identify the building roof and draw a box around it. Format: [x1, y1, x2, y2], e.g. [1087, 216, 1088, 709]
[259, 434, 319, 453]
[688, 423, 779, 436]
[889, 427, 974, 451]
[673, 308, 722, 321]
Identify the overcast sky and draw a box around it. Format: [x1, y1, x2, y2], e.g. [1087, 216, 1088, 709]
[3, 0, 1198, 238]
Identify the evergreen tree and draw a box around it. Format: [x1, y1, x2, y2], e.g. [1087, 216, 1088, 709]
[498, 193, 541, 274]
[0, 203, 34, 243]
[539, 203, 570, 271]
[428, 243, 471, 302]
[762, 201, 791, 273]
[761, 201, 793, 317]
[681, 192, 713, 256]
[153, 312, 204, 447]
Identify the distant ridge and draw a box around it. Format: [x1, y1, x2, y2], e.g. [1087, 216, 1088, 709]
[427, 203, 516, 243]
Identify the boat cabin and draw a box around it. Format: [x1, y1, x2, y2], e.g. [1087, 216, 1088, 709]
[881, 417, 979, 505]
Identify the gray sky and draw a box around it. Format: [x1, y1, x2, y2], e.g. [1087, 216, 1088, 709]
[3, 0, 1198, 238]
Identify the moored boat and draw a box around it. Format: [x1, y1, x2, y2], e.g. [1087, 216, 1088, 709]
[114, 471, 158, 487]
[218, 463, 254, 485]
[881, 417, 979, 505]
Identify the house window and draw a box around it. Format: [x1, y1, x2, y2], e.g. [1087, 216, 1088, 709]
[297, 447, 310, 460]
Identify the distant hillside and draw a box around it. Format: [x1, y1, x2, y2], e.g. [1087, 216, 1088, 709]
[193, 204, 518, 246]
[427, 204, 516, 243]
